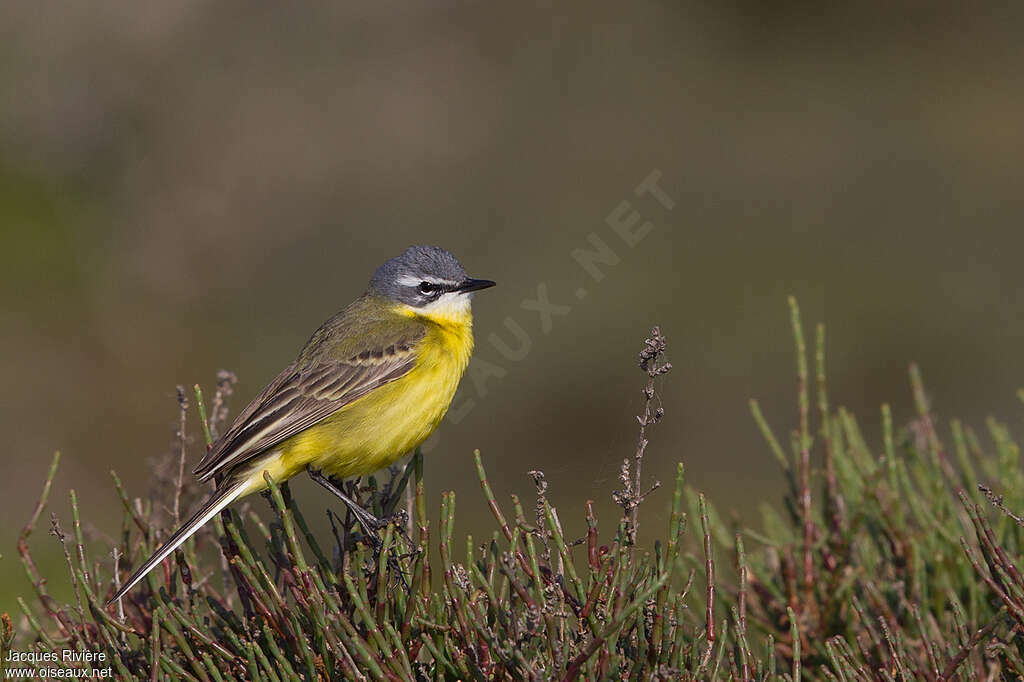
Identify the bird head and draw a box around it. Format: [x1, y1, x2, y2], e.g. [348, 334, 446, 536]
[369, 245, 495, 321]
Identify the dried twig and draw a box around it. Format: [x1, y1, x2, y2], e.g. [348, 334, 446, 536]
[978, 485, 1024, 528]
[613, 327, 670, 545]
[208, 370, 238, 440]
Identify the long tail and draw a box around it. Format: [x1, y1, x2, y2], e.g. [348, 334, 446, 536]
[106, 479, 248, 606]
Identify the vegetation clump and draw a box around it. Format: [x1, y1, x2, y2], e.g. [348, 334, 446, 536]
[5, 299, 1024, 680]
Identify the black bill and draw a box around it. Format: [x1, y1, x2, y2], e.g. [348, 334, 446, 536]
[457, 278, 496, 292]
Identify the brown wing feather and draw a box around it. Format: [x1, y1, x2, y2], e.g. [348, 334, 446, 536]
[193, 335, 421, 482]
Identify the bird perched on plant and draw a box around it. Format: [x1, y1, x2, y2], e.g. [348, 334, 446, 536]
[107, 245, 495, 605]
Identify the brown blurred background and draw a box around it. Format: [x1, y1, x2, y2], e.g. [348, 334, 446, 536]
[3, 2, 1024, 610]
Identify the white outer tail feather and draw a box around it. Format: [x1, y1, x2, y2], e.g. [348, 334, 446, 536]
[106, 479, 248, 606]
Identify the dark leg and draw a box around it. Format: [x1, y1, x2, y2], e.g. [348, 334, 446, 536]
[307, 467, 384, 546]
[307, 466, 416, 590]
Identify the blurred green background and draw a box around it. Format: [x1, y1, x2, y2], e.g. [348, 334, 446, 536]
[3, 2, 1024, 612]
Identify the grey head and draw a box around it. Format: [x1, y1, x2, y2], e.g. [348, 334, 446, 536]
[368, 245, 495, 307]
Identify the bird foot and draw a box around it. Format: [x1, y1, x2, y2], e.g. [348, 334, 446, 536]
[307, 466, 418, 589]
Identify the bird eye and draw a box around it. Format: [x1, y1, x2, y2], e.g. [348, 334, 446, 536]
[417, 282, 436, 294]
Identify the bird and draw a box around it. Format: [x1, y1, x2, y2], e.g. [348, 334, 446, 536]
[106, 245, 495, 606]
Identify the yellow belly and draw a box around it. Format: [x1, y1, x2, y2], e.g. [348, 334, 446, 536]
[272, 320, 472, 480]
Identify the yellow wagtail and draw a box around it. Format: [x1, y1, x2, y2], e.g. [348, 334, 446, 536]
[107, 245, 494, 605]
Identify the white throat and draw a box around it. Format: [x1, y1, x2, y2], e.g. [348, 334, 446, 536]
[416, 291, 473, 321]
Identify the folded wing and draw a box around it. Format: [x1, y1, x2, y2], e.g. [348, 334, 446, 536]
[193, 332, 422, 482]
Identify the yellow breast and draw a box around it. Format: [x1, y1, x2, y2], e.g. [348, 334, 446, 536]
[278, 304, 474, 479]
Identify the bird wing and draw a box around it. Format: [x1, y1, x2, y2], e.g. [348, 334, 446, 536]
[193, 328, 423, 482]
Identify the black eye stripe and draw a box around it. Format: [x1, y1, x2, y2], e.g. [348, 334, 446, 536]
[417, 281, 455, 295]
